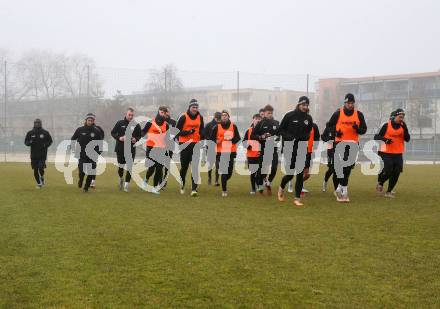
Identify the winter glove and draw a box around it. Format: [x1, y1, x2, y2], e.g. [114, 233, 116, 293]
[352, 123, 359, 132]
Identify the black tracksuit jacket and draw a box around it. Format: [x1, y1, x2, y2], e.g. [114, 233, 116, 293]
[24, 127, 53, 161]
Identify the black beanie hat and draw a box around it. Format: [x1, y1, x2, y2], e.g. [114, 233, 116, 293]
[85, 113, 96, 120]
[394, 108, 405, 116]
[344, 93, 355, 103]
[298, 96, 310, 105]
[189, 99, 199, 108]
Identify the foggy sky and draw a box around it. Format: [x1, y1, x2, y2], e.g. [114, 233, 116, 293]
[1, 0, 440, 78]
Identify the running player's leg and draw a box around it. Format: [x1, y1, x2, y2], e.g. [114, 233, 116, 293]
[207, 169, 212, 185]
[215, 165, 219, 185]
[221, 153, 234, 195]
[179, 145, 192, 190]
[378, 155, 393, 192]
[78, 160, 85, 188]
[125, 151, 135, 183]
[145, 165, 155, 183]
[280, 174, 294, 189]
[294, 171, 305, 199]
[39, 161, 45, 177]
[386, 155, 403, 195]
[387, 169, 400, 193]
[268, 151, 278, 183]
[214, 153, 220, 186]
[339, 165, 353, 201]
[331, 169, 338, 191]
[248, 157, 258, 193]
[33, 166, 40, 185]
[83, 161, 96, 192]
[153, 162, 163, 187]
[187, 144, 199, 192]
[324, 167, 333, 182]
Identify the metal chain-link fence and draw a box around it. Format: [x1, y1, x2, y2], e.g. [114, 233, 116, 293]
[1, 61, 439, 162]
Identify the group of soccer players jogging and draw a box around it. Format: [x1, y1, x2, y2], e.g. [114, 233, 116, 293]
[24, 93, 411, 206]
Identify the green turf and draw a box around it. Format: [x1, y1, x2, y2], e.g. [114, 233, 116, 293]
[0, 163, 439, 308]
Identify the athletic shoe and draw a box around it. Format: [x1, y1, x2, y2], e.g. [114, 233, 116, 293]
[250, 191, 256, 195]
[334, 190, 343, 202]
[83, 188, 89, 193]
[40, 177, 45, 186]
[222, 191, 228, 197]
[180, 187, 185, 195]
[36, 184, 42, 189]
[151, 188, 160, 195]
[293, 198, 304, 207]
[190, 190, 198, 197]
[322, 180, 328, 192]
[384, 192, 395, 198]
[214, 182, 220, 187]
[376, 183, 383, 194]
[118, 178, 123, 191]
[287, 181, 294, 193]
[341, 194, 350, 203]
[302, 188, 309, 193]
[78, 179, 83, 189]
[123, 182, 129, 193]
[90, 180, 96, 189]
[277, 188, 285, 202]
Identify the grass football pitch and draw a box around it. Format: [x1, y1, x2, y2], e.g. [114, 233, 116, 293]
[0, 163, 439, 308]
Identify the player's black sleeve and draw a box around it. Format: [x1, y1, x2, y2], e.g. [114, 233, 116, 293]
[279, 113, 293, 141]
[71, 128, 80, 141]
[327, 110, 340, 128]
[321, 125, 335, 142]
[374, 123, 388, 142]
[356, 111, 367, 135]
[141, 122, 152, 137]
[312, 123, 320, 141]
[111, 121, 120, 140]
[210, 125, 218, 142]
[199, 116, 205, 140]
[24, 131, 32, 146]
[133, 123, 142, 142]
[251, 121, 263, 140]
[45, 130, 53, 148]
[231, 124, 241, 144]
[402, 122, 410, 142]
[242, 128, 250, 142]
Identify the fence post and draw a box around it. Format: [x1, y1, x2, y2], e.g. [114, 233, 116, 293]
[3, 61, 6, 162]
[434, 95, 438, 164]
[306, 74, 309, 97]
[87, 64, 90, 111]
[236, 71, 240, 123]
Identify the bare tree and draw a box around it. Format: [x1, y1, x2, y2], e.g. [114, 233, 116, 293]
[62, 54, 103, 98]
[146, 64, 183, 108]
